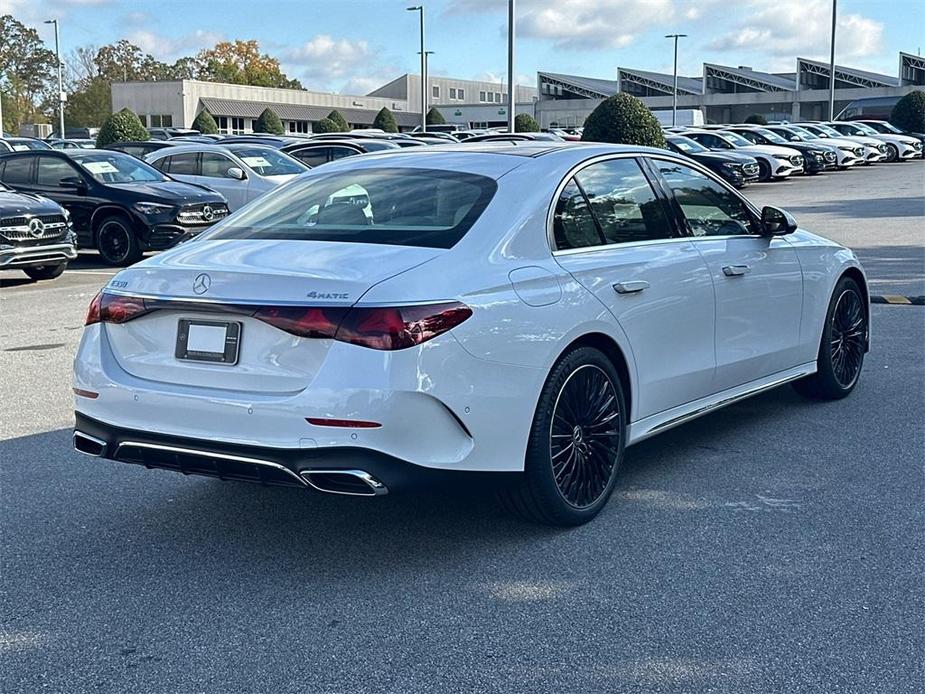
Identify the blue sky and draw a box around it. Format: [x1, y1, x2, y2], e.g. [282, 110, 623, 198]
[14, 0, 925, 94]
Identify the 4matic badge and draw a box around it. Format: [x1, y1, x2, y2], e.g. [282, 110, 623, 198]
[306, 291, 349, 300]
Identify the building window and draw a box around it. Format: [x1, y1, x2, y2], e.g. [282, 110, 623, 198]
[457, 88, 464, 101]
[449, 87, 457, 100]
[432, 85, 440, 99]
[288, 120, 309, 134]
[231, 117, 246, 134]
[216, 116, 229, 133]
[479, 91, 486, 102]
[149, 114, 173, 127]
[137, 114, 148, 126]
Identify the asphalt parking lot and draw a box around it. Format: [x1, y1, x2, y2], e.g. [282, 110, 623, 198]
[1, 162, 923, 693]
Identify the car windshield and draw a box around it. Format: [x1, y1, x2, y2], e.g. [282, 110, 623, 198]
[868, 121, 902, 134]
[71, 151, 167, 183]
[814, 124, 843, 137]
[786, 126, 817, 140]
[850, 123, 880, 136]
[668, 136, 708, 154]
[753, 128, 789, 145]
[207, 167, 497, 249]
[721, 132, 753, 147]
[10, 139, 50, 151]
[225, 146, 307, 177]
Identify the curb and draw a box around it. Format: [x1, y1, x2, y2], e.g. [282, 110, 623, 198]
[870, 295, 925, 306]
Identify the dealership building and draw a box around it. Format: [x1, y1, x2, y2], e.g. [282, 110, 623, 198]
[111, 74, 537, 134]
[534, 52, 925, 127]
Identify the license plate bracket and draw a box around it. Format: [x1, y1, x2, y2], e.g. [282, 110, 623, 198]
[175, 319, 241, 365]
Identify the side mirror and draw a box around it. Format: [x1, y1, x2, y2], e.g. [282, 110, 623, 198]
[761, 206, 798, 235]
[59, 176, 87, 193]
[226, 167, 245, 180]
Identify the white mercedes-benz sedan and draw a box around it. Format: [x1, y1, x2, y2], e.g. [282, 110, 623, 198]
[72, 143, 869, 526]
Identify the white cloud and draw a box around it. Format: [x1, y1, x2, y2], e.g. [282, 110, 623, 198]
[708, 0, 883, 60]
[125, 29, 224, 62]
[282, 35, 374, 86]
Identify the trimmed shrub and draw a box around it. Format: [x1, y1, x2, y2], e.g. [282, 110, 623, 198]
[744, 113, 768, 125]
[327, 109, 349, 131]
[426, 107, 446, 125]
[191, 109, 219, 134]
[580, 93, 665, 148]
[314, 117, 339, 134]
[514, 113, 540, 132]
[373, 107, 398, 133]
[95, 108, 148, 147]
[254, 107, 284, 134]
[889, 90, 925, 133]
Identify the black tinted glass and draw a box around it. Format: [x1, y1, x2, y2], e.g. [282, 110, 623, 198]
[656, 161, 757, 237]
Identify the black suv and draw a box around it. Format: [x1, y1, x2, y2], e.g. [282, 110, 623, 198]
[665, 135, 761, 188]
[0, 149, 228, 266]
[0, 182, 77, 280]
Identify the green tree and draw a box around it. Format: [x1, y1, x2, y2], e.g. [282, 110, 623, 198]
[96, 107, 148, 146]
[314, 117, 339, 134]
[744, 113, 768, 125]
[580, 93, 665, 147]
[195, 40, 302, 89]
[514, 113, 540, 132]
[95, 39, 171, 82]
[192, 109, 219, 134]
[0, 15, 57, 131]
[254, 107, 284, 134]
[890, 90, 925, 133]
[426, 106, 446, 125]
[327, 109, 349, 131]
[373, 107, 398, 133]
[64, 77, 112, 128]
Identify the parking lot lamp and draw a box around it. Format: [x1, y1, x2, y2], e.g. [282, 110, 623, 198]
[44, 19, 65, 139]
[407, 6, 426, 132]
[665, 33, 687, 127]
[507, 0, 515, 133]
[828, 0, 837, 120]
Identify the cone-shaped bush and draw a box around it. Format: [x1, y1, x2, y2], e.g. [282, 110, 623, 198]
[192, 109, 219, 134]
[426, 107, 446, 125]
[254, 108, 284, 135]
[327, 110, 349, 131]
[514, 113, 540, 132]
[373, 107, 398, 133]
[96, 108, 149, 147]
[580, 93, 665, 147]
[314, 117, 339, 134]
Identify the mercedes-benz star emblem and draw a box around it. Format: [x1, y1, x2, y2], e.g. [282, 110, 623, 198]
[193, 273, 211, 295]
[28, 218, 45, 238]
[202, 205, 214, 222]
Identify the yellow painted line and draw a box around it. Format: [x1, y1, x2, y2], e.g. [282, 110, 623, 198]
[881, 295, 912, 304]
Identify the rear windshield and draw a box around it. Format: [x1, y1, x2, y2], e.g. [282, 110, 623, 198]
[208, 167, 497, 249]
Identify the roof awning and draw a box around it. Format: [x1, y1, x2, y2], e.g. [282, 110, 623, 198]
[198, 97, 420, 126]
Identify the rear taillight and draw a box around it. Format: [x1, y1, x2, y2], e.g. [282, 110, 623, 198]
[84, 293, 151, 326]
[252, 306, 349, 339]
[335, 303, 472, 350]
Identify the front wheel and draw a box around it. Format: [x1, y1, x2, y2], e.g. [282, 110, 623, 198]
[96, 215, 142, 266]
[884, 144, 899, 162]
[497, 347, 627, 526]
[23, 263, 67, 281]
[793, 276, 867, 400]
[757, 159, 772, 182]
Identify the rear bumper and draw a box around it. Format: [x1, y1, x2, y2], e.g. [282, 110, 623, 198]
[74, 412, 516, 495]
[0, 242, 77, 268]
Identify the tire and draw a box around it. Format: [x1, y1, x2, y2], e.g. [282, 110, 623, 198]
[884, 143, 899, 163]
[793, 276, 867, 400]
[95, 215, 142, 266]
[756, 159, 772, 182]
[497, 346, 627, 526]
[23, 263, 67, 281]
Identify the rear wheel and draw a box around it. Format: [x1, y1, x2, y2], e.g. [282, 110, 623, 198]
[96, 215, 142, 266]
[498, 346, 626, 526]
[793, 276, 867, 400]
[756, 159, 772, 182]
[884, 143, 899, 162]
[23, 263, 66, 281]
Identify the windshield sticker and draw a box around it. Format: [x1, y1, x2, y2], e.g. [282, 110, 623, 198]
[84, 161, 119, 174]
[12, 145, 29, 151]
[241, 156, 270, 168]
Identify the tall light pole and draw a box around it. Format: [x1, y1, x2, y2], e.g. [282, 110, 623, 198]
[45, 19, 65, 138]
[507, 0, 515, 133]
[828, 0, 837, 120]
[407, 6, 426, 132]
[665, 33, 687, 127]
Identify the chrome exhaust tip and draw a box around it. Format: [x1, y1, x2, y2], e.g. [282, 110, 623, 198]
[300, 469, 389, 497]
[73, 431, 107, 457]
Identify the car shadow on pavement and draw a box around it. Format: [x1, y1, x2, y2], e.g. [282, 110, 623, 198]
[783, 196, 925, 219]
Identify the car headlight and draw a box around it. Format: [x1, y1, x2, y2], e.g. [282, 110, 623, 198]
[720, 162, 740, 171]
[133, 202, 174, 217]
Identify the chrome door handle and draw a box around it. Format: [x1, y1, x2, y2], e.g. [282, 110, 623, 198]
[722, 265, 750, 277]
[613, 280, 650, 294]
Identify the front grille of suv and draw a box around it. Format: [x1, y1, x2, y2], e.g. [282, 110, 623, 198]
[0, 214, 68, 242]
[177, 203, 229, 226]
[743, 163, 760, 177]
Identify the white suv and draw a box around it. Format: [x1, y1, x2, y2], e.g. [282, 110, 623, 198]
[828, 121, 923, 162]
[684, 130, 804, 181]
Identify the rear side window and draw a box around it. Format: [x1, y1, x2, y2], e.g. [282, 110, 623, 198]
[288, 147, 328, 167]
[553, 180, 600, 250]
[0, 157, 33, 185]
[164, 153, 198, 175]
[208, 167, 497, 249]
[36, 157, 78, 186]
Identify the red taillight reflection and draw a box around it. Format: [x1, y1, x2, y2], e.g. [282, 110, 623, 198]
[252, 306, 348, 339]
[335, 303, 473, 350]
[85, 293, 151, 326]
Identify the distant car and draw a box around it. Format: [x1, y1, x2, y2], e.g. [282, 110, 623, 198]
[49, 139, 97, 150]
[835, 96, 901, 121]
[461, 132, 564, 143]
[665, 135, 760, 188]
[3, 137, 52, 152]
[857, 119, 925, 147]
[411, 123, 467, 134]
[762, 125, 862, 169]
[147, 127, 200, 141]
[683, 130, 804, 181]
[280, 139, 400, 167]
[0, 181, 77, 280]
[215, 135, 306, 149]
[409, 132, 459, 143]
[725, 126, 838, 174]
[795, 123, 887, 164]
[0, 149, 228, 265]
[104, 140, 177, 159]
[826, 121, 922, 162]
[167, 135, 222, 144]
[546, 128, 581, 141]
[145, 143, 308, 211]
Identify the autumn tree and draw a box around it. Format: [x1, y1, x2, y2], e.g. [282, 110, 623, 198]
[0, 15, 57, 131]
[195, 40, 302, 89]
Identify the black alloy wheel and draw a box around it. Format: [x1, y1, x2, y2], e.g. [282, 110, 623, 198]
[96, 216, 142, 266]
[756, 159, 772, 182]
